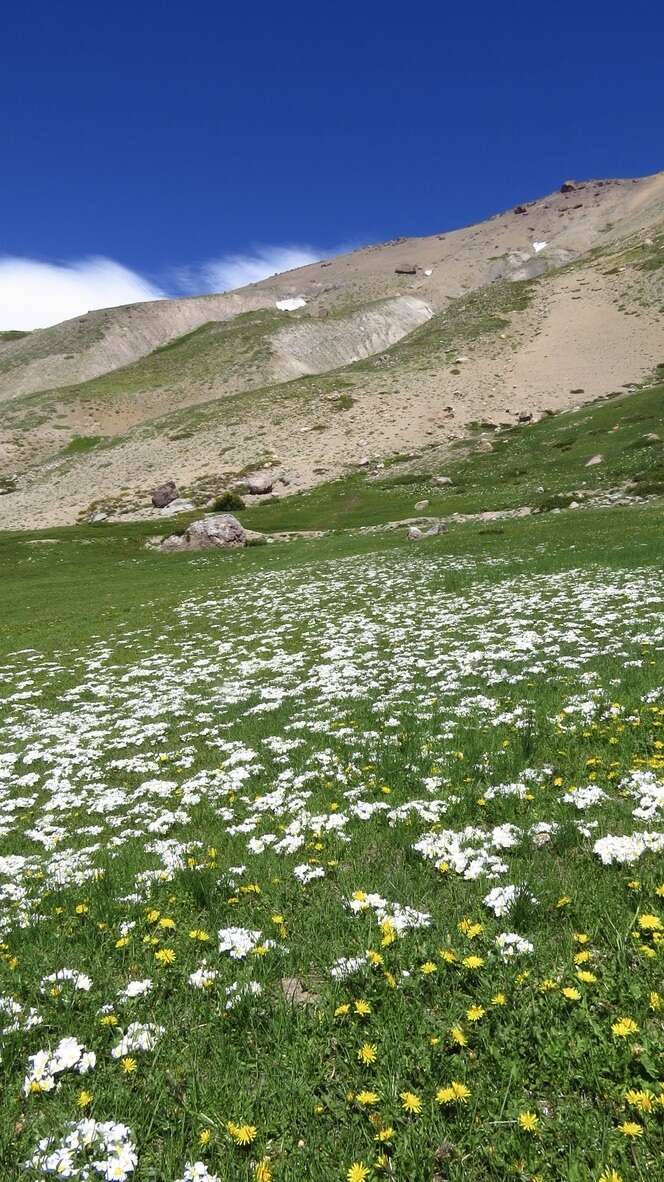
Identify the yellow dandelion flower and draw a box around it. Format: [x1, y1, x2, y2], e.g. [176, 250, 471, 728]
[598, 1170, 623, 1182]
[466, 1005, 485, 1022]
[375, 1127, 393, 1142]
[77, 1090, 93, 1107]
[451, 1080, 471, 1102]
[562, 987, 581, 1001]
[154, 947, 176, 965]
[491, 992, 507, 1006]
[518, 1111, 539, 1133]
[573, 933, 590, 944]
[367, 950, 384, 966]
[649, 991, 661, 1010]
[556, 895, 572, 908]
[120, 1057, 137, 1073]
[420, 960, 438, 975]
[576, 970, 597, 984]
[611, 1017, 639, 1038]
[227, 1121, 257, 1146]
[335, 1003, 351, 1016]
[639, 913, 662, 931]
[625, 1089, 653, 1112]
[158, 917, 175, 929]
[539, 978, 557, 993]
[354, 999, 371, 1017]
[462, 955, 484, 970]
[617, 1121, 642, 1138]
[357, 1042, 378, 1065]
[347, 1163, 370, 1182]
[436, 1085, 455, 1105]
[356, 1090, 380, 1106]
[439, 947, 457, 963]
[198, 1129, 213, 1146]
[458, 919, 483, 939]
[400, 1090, 422, 1114]
[449, 1025, 467, 1046]
[255, 1159, 272, 1182]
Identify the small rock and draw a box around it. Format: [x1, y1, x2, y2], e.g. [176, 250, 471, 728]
[395, 262, 417, 274]
[280, 977, 320, 1007]
[414, 499, 430, 511]
[151, 480, 178, 508]
[517, 412, 532, 423]
[514, 205, 528, 215]
[475, 440, 494, 453]
[433, 476, 453, 487]
[585, 454, 604, 467]
[560, 180, 577, 193]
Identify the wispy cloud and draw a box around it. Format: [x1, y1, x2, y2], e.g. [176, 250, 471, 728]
[0, 256, 165, 331]
[177, 245, 324, 294]
[0, 243, 340, 331]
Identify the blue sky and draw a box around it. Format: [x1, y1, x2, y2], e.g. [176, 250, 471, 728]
[1, 0, 662, 327]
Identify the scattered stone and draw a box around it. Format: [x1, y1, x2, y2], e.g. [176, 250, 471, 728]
[585, 454, 604, 467]
[560, 180, 577, 193]
[475, 440, 494, 453]
[151, 480, 178, 508]
[394, 262, 417, 274]
[280, 977, 320, 1007]
[408, 521, 447, 541]
[517, 412, 532, 423]
[414, 499, 430, 511]
[433, 476, 453, 487]
[514, 205, 528, 215]
[89, 511, 109, 524]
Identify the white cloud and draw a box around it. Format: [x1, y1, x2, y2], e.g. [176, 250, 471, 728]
[192, 245, 323, 293]
[0, 256, 165, 331]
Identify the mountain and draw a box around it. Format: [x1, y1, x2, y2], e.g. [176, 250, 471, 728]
[1, 171, 663, 529]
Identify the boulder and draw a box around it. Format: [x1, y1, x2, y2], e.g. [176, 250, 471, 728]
[433, 475, 453, 487]
[151, 480, 179, 508]
[161, 513, 246, 552]
[415, 499, 430, 511]
[246, 472, 274, 495]
[160, 498, 195, 515]
[560, 180, 577, 193]
[395, 262, 417, 274]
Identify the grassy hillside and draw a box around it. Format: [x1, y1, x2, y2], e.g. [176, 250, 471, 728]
[239, 382, 664, 532]
[0, 499, 662, 1182]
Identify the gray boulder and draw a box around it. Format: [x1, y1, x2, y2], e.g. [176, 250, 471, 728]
[151, 480, 178, 508]
[395, 262, 417, 274]
[161, 513, 246, 552]
[433, 475, 453, 487]
[408, 521, 447, 541]
[160, 498, 195, 515]
[414, 499, 430, 511]
[246, 472, 274, 495]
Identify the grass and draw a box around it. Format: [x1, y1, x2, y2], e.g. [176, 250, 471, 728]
[0, 500, 662, 1182]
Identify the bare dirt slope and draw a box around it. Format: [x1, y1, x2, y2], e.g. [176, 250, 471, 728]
[1, 172, 663, 529]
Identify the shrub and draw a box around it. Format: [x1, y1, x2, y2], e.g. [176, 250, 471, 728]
[211, 491, 245, 512]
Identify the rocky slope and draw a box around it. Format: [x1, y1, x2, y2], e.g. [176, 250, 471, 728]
[1, 171, 663, 529]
